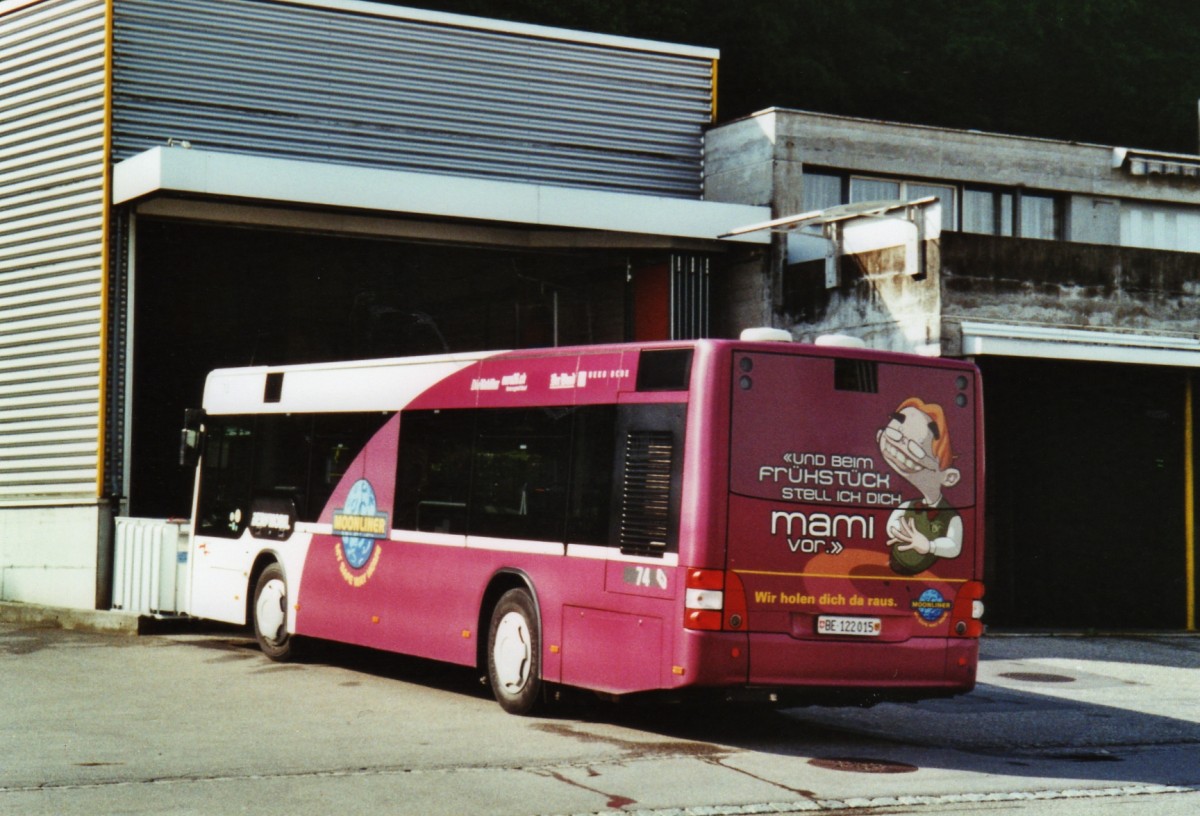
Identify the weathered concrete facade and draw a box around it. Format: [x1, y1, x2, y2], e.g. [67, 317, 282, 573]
[942, 234, 1200, 346]
[705, 109, 1200, 630]
[705, 108, 1200, 354]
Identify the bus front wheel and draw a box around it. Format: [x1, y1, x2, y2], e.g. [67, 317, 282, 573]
[487, 588, 542, 715]
[253, 563, 296, 662]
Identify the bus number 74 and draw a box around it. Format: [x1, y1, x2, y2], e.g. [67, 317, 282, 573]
[624, 565, 669, 591]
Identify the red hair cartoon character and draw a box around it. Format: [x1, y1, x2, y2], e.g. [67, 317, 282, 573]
[877, 398, 962, 575]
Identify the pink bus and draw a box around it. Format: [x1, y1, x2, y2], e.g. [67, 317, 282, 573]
[181, 335, 984, 714]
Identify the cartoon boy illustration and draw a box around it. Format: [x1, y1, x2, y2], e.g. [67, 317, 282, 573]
[877, 398, 962, 575]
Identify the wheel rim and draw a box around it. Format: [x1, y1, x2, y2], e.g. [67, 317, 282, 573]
[256, 578, 287, 645]
[492, 610, 531, 693]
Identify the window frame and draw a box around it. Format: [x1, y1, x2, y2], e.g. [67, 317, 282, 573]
[194, 411, 393, 540]
[803, 169, 959, 231]
[961, 185, 1061, 240]
[394, 403, 684, 556]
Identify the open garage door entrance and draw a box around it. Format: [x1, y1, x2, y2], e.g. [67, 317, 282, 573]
[979, 357, 1192, 630]
[127, 218, 650, 519]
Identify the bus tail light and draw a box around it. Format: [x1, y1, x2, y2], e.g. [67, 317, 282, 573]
[951, 581, 986, 638]
[685, 568, 723, 630]
[684, 569, 748, 631]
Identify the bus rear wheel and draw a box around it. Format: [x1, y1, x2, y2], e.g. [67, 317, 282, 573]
[253, 563, 296, 662]
[487, 588, 542, 715]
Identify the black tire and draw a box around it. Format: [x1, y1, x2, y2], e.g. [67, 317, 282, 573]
[252, 563, 297, 661]
[486, 588, 542, 715]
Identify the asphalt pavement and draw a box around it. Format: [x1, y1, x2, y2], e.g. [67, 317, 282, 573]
[0, 604, 1197, 816]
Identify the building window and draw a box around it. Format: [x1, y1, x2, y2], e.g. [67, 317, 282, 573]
[849, 176, 957, 230]
[1019, 193, 1057, 239]
[908, 183, 957, 231]
[1120, 203, 1200, 253]
[963, 189, 1008, 235]
[849, 177, 900, 203]
[802, 172, 843, 212]
[963, 188, 1057, 239]
[805, 171, 960, 231]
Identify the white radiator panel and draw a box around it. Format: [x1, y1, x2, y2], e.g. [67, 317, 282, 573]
[112, 517, 191, 615]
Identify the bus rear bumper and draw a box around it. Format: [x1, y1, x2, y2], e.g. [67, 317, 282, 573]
[679, 631, 979, 703]
[758, 632, 977, 690]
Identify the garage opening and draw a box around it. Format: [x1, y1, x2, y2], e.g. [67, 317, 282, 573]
[979, 357, 1191, 629]
[128, 219, 652, 519]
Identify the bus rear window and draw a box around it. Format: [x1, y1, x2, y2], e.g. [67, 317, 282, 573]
[636, 348, 693, 391]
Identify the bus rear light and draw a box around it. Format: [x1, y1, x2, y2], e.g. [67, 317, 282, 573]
[951, 581, 986, 638]
[685, 588, 723, 610]
[685, 568, 724, 631]
[686, 609, 723, 630]
[686, 568, 723, 590]
[685, 588, 725, 631]
[684, 568, 749, 631]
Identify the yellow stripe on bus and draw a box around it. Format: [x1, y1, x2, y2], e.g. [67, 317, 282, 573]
[735, 569, 970, 584]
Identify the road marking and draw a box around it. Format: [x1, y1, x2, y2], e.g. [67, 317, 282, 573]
[540, 784, 1199, 815]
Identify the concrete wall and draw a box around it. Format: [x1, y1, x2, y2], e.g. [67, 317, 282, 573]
[778, 245, 942, 353]
[705, 111, 944, 350]
[940, 233, 1200, 353]
[704, 116, 779, 210]
[0, 505, 103, 610]
[713, 248, 773, 337]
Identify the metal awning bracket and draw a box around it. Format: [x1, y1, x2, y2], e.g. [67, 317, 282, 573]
[722, 197, 941, 288]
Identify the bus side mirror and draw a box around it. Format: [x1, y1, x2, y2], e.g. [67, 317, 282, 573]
[180, 408, 207, 468]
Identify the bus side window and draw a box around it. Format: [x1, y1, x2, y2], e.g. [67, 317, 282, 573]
[396, 410, 473, 534]
[304, 413, 393, 522]
[251, 415, 310, 525]
[566, 406, 617, 545]
[196, 413, 395, 540]
[397, 406, 618, 544]
[196, 419, 255, 539]
[471, 408, 572, 542]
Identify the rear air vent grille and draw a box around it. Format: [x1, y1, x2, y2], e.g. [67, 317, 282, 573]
[619, 431, 673, 556]
[834, 359, 878, 393]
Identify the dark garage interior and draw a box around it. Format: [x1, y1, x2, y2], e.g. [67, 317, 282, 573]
[128, 218, 641, 519]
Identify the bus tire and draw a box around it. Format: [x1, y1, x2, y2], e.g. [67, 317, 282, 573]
[252, 563, 296, 662]
[487, 588, 542, 715]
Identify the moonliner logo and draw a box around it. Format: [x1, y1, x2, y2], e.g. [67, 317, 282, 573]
[333, 479, 388, 587]
[912, 588, 952, 626]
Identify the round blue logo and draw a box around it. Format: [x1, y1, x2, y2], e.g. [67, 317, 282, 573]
[913, 588, 952, 624]
[333, 479, 388, 569]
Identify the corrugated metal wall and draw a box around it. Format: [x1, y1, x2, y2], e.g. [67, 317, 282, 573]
[111, 0, 714, 197]
[0, 0, 107, 501]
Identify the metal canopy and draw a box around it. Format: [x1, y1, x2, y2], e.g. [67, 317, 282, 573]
[961, 321, 1200, 367]
[721, 197, 942, 287]
[112, 147, 771, 248]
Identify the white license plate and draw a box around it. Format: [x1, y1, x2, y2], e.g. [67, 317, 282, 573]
[816, 615, 882, 637]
